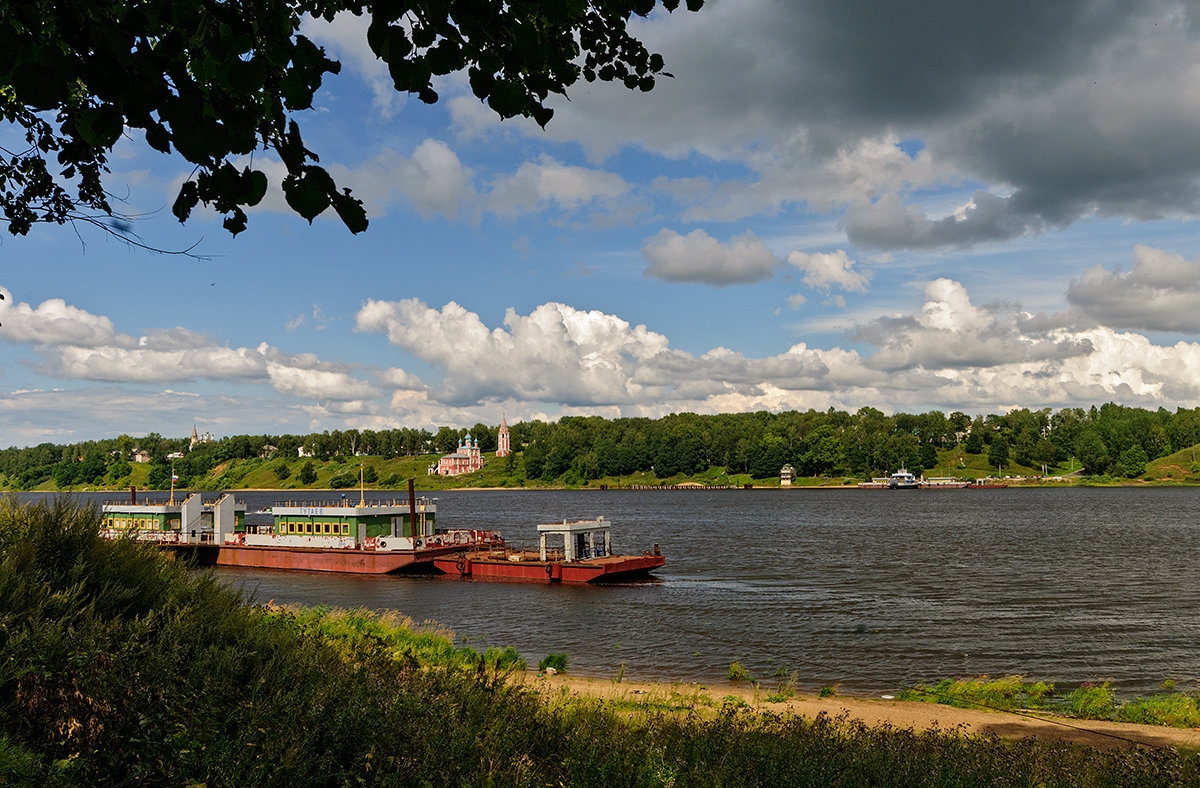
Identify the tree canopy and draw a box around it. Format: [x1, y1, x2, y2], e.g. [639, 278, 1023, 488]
[1, 0, 703, 238]
[5, 403, 1197, 490]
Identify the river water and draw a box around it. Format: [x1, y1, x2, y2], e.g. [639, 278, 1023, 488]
[22, 487, 1200, 696]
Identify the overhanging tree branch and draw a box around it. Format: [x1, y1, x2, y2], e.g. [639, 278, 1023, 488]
[0, 0, 704, 239]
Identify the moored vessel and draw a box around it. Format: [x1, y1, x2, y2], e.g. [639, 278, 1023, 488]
[101, 486, 662, 581]
[920, 476, 970, 489]
[102, 484, 501, 574]
[431, 517, 665, 583]
[887, 468, 920, 489]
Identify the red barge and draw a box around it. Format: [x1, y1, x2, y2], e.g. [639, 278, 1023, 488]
[432, 517, 665, 584]
[102, 488, 663, 583]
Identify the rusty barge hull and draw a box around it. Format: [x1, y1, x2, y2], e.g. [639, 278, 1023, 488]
[431, 552, 665, 584]
[168, 543, 468, 574]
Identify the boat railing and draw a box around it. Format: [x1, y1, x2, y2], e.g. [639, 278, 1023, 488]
[273, 497, 436, 508]
[501, 546, 567, 562]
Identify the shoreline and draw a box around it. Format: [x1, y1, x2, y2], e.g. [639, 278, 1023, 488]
[13, 481, 1200, 494]
[529, 673, 1200, 751]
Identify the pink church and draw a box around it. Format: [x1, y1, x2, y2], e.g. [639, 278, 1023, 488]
[429, 417, 512, 476]
[432, 434, 484, 476]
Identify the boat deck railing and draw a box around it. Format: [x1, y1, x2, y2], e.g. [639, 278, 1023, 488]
[103, 495, 246, 507]
[479, 546, 568, 562]
[273, 497, 435, 508]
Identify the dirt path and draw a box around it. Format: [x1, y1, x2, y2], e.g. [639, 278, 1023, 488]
[527, 674, 1200, 751]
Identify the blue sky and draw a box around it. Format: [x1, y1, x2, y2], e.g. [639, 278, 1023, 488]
[5, 0, 1200, 447]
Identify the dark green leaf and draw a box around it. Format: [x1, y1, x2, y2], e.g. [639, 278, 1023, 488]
[172, 181, 199, 222]
[330, 189, 368, 234]
[243, 170, 268, 207]
[282, 169, 330, 222]
[144, 123, 172, 154]
[223, 209, 248, 236]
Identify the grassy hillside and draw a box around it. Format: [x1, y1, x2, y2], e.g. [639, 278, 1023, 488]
[16, 440, 1200, 494]
[1147, 445, 1200, 482]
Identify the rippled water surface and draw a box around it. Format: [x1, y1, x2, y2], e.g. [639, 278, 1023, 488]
[43, 487, 1200, 694]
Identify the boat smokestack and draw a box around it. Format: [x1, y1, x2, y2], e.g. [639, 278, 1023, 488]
[408, 478, 417, 538]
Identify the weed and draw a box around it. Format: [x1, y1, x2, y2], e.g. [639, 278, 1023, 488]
[538, 652, 569, 673]
[728, 661, 750, 681]
[1115, 693, 1200, 728]
[773, 664, 798, 700]
[721, 695, 749, 709]
[899, 675, 1057, 712]
[1066, 681, 1116, 719]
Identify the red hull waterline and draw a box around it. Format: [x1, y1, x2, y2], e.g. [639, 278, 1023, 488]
[431, 552, 666, 584]
[169, 543, 470, 574]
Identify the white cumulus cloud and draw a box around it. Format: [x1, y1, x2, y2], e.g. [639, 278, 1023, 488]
[0, 287, 134, 348]
[485, 156, 631, 217]
[641, 228, 779, 286]
[787, 250, 870, 292]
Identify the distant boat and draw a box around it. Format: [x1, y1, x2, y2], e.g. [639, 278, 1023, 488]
[920, 476, 970, 489]
[888, 469, 920, 489]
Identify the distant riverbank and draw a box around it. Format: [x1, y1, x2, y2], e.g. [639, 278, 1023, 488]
[8, 476, 1200, 495]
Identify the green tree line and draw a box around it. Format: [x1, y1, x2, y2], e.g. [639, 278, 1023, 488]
[4, 403, 1199, 490]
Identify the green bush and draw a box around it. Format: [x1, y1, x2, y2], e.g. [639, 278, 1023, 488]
[1066, 681, 1117, 719]
[328, 470, 357, 489]
[539, 652, 569, 673]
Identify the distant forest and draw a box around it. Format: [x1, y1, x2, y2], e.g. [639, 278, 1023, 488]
[3, 403, 1198, 490]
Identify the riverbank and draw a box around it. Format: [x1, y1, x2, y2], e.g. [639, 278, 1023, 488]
[12, 478, 1200, 494]
[531, 673, 1200, 752]
[6, 496, 1200, 785]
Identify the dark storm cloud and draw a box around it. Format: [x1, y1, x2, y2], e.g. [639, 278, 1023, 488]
[559, 0, 1200, 251]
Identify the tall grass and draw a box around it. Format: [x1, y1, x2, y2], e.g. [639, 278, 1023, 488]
[4, 497, 1200, 786]
[899, 675, 1055, 711]
[901, 675, 1200, 729]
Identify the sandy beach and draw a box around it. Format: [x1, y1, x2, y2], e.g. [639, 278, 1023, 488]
[528, 673, 1200, 752]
